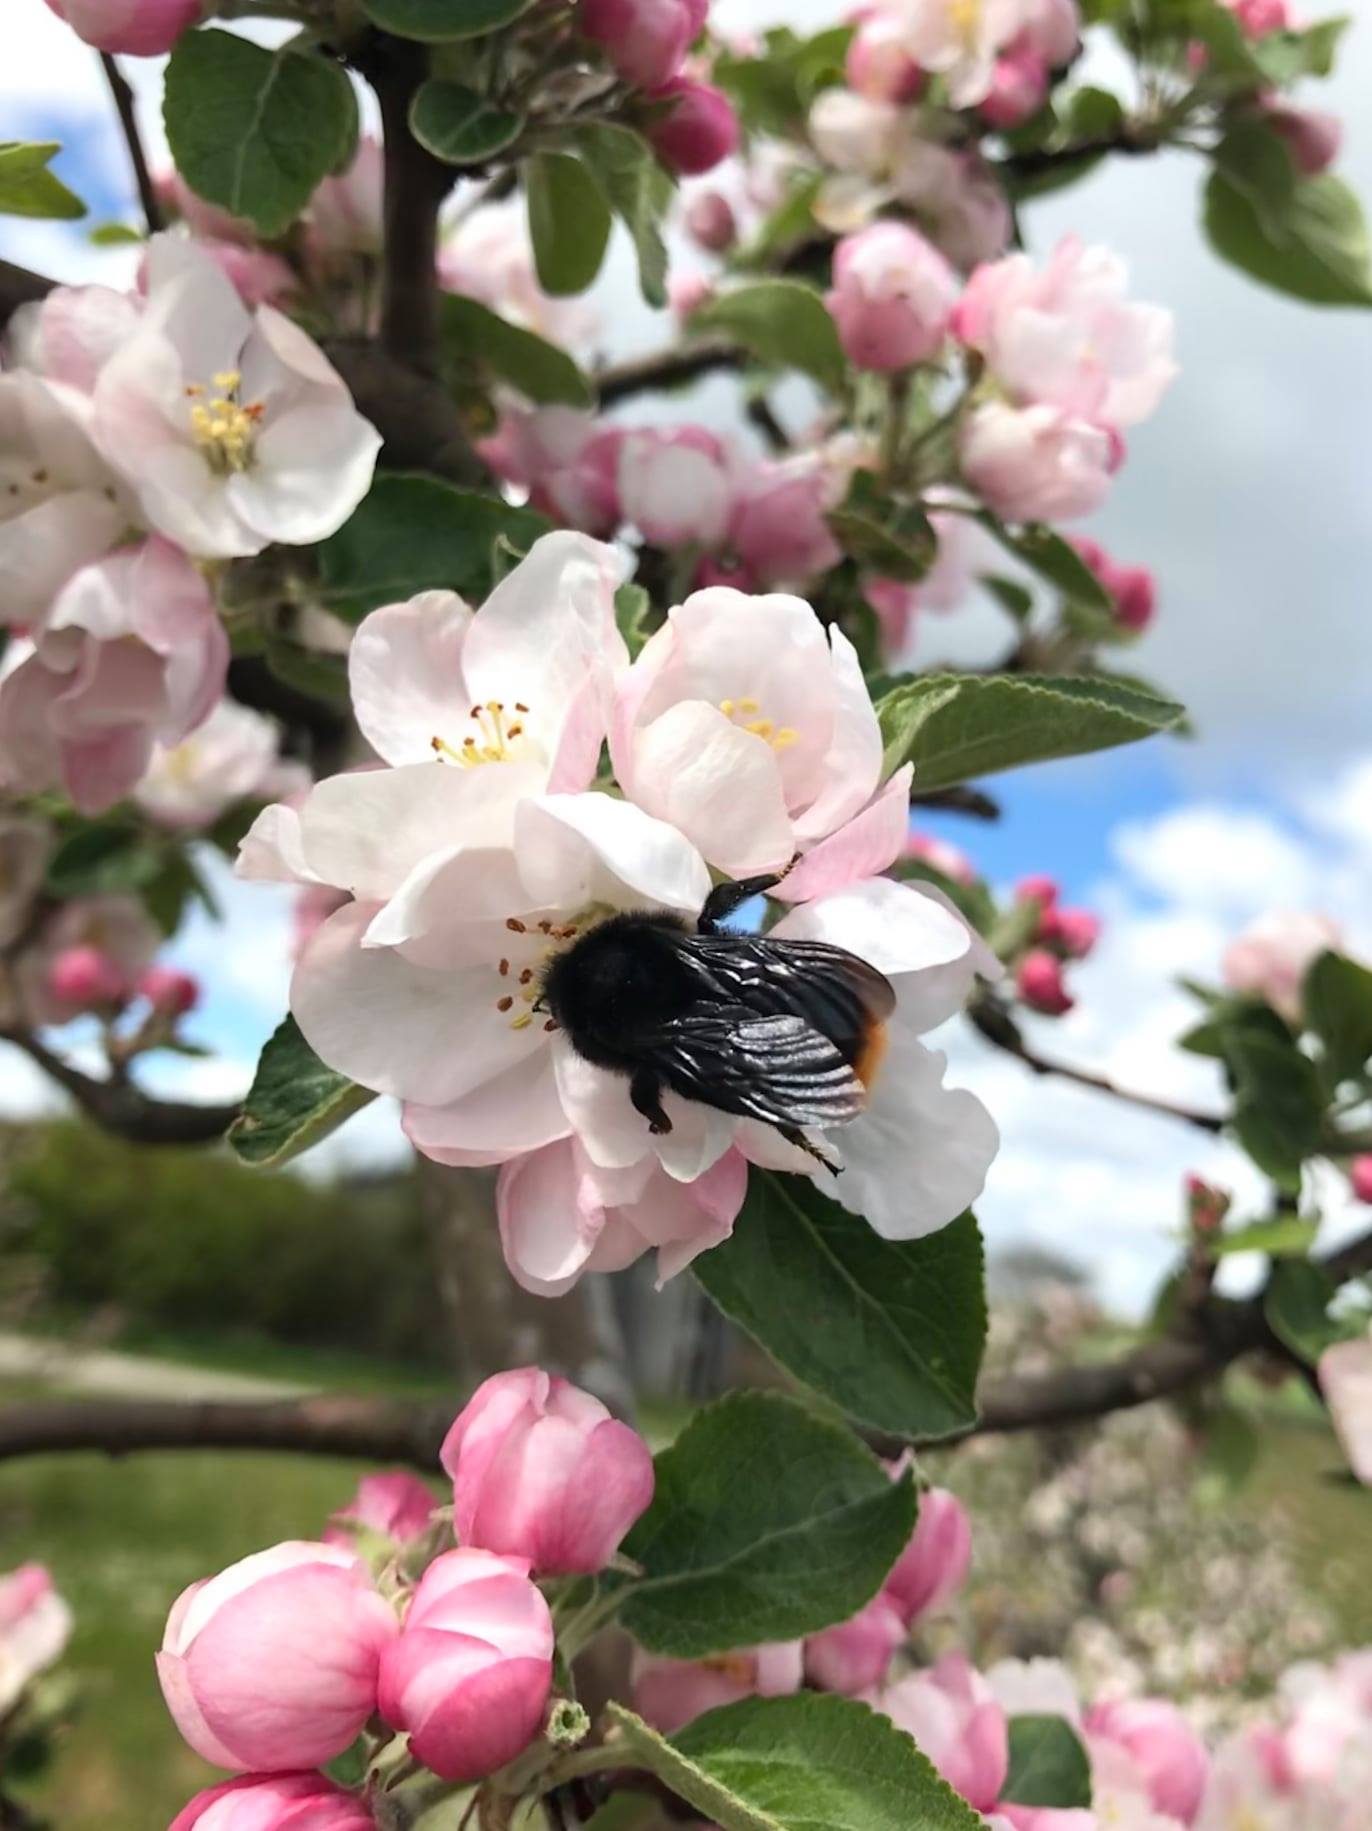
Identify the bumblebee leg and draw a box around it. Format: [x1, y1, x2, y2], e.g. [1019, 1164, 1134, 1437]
[778, 1123, 842, 1175]
[630, 1068, 674, 1136]
[698, 860, 799, 934]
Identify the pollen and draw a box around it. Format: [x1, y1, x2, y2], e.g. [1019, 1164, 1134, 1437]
[187, 368, 263, 475]
[432, 700, 536, 768]
[510, 1011, 534, 1031]
[496, 995, 513, 1012]
[719, 695, 800, 754]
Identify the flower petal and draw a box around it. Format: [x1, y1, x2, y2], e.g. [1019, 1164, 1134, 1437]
[791, 624, 883, 841]
[627, 701, 796, 878]
[515, 794, 710, 914]
[777, 764, 912, 902]
[350, 592, 475, 767]
[404, 1051, 570, 1167]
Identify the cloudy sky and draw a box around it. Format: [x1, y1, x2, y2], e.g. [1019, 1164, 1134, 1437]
[4, 0, 1371, 1313]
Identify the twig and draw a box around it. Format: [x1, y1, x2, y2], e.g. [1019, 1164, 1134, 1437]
[0, 260, 55, 329]
[100, 52, 163, 235]
[998, 128, 1166, 184]
[368, 42, 455, 377]
[910, 785, 1001, 820]
[597, 336, 744, 406]
[1, 1031, 239, 1147]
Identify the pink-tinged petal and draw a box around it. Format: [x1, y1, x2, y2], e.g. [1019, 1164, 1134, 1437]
[818, 1026, 997, 1240]
[551, 1039, 732, 1180]
[407, 1652, 552, 1782]
[497, 1140, 614, 1296]
[404, 1052, 570, 1167]
[791, 626, 883, 842]
[235, 802, 315, 884]
[805, 1591, 907, 1695]
[629, 700, 795, 877]
[0, 491, 126, 630]
[777, 765, 913, 902]
[547, 671, 615, 794]
[349, 591, 475, 766]
[155, 1652, 245, 1770]
[515, 794, 710, 914]
[622, 1147, 749, 1282]
[442, 1383, 549, 1551]
[554, 1419, 657, 1569]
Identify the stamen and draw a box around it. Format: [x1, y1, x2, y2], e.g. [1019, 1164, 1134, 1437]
[498, 959, 510, 976]
[543, 1019, 559, 1032]
[737, 696, 760, 714]
[506, 918, 526, 933]
[213, 369, 242, 391]
[510, 1011, 534, 1031]
[745, 718, 775, 740]
[774, 727, 799, 749]
[719, 698, 735, 717]
[514, 702, 530, 713]
[496, 995, 513, 1012]
[431, 735, 465, 763]
[519, 969, 534, 985]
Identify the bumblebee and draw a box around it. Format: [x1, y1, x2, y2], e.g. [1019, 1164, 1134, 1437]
[540, 869, 895, 1168]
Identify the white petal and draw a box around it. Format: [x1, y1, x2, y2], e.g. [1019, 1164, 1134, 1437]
[236, 800, 315, 883]
[777, 764, 912, 902]
[231, 397, 381, 547]
[792, 625, 883, 841]
[403, 1050, 570, 1166]
[349, 592, 475, 767]
[515, 794, 710, 915]
[628, 701, 795, 878]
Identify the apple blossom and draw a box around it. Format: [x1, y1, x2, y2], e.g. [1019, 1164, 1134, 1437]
[954, 237, 1177, 431]
[959, 401, 1119, 522]
[892, 0, 1040, 108]
[0, 371, 131, 628]
[0, 538, 228, 816]
[135, 699, 307, 829]
[1267, 103, 1342, 176]
[137, 963, 200, 1019]
[1351, 1156, 1372, 1203]
[617, 426, 738, 550]
[846, 13, 926, 101]
[0, 1564, 73, 1717]
[826, 220, 960, 371]
[1225, 0, 1291, 35]
[1086, 1698, 1210, 1825]
[1319, 1332, 1372, 1486]
[684, 187, 739, 251]
[481, 408, 624, 539]
[980, 44, 1050, 129]
[728, 455, 843, 586]
[440, 206, 600, 350]
[91, 237, 380, 560]
[157, 1541, 397, 1772]
[809, 88, 905, 179]
[670, 269, 717, 320]
[9, 283, 143, 395]
[1017, 948, 1073, 1015]
[647, 78, 741, 176]
[805, 1591, 907, 1695]
[1038, 905, 1100, 958]
[183, 241, 300, 310]
[1017, 873, 1059, 907]
[441, 1366, 655, 1573]
[377, 1548, 554, 1781]
[47, 944, 128, 1011]
[877, 1653, 1009, 1812]
[580, 0, 709, 91]
[307, 136, 384, 257]
[154, 168, 256, 244]
[20, 893, 160, 1028]
[43, 0, 200, 55]
[886, 1485, 973, 1620]
[905, 828, 977, 885]
[633, 1642, 804, 1734]
[911, 146, 1015, 270]
[325, 1472, 437, 1548]
[1220, 910, 1342, 1023]
[169, 1774, 377, 1831]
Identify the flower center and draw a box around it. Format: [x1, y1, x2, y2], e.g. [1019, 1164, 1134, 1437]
[0, 458, 56, 522]
[186, 370, 263, 475]
[718, 695, 798, 752]
[432, 701, 535, 768]
[949, 0, 981, 48]
[491, 915, 583, 1033]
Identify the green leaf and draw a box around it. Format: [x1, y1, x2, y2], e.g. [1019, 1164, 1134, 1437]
[1264, 1258, 1343, 1364]
[228, 1015, 377, 1169]
[713, 26, 854, 137]
[46, 823, 161, 898]
[615, 581, 656, 659]
[972, 513, 1114, 614]
[164, 30, 358, 239]
[1204, 169, 1372, 308]
[694, 279, 846, 393]
[1253, 14, 1348, 83]
[829, 475, 935, 582]
[1225, 1030, 1324, 1189]
[694, 1179, 984, 1441]
[526, 152, 613, 297]
[1211, 1213, 1319, 1258]
[262, 630, 350, 703]
[875, 673, 1185, 789]
[981, 575, 1034, 622]
[0, 142, 85, 220]
[359, 0, 531, 38]
[607, 1694, 986, 1831]
[1196, 1403, 1262, 1497]
[409, 81, 522, 165]
[1304, 950, 1372, 1084]
[441, 295, 592, 407]
[88, 221, 143, 246]
[1002, 1716, 1093, 1810]
[1179, 994, 1292, 1059]
[1212, 118, 1299, 236]
[619, 1392, 916, 1657]
[574, 124, 675, 308]
[316, 474, 550, 620]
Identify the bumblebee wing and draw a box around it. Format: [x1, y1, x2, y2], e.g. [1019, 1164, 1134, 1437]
[649, 1007, 868, 1130]
[676, 933, 895, 1069]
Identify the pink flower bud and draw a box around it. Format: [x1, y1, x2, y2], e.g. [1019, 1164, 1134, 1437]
[904, 830, 977, 887]
[867, 576, 918, 658]
[1222, 911, 1342, 1023]
[979, 46, 1049, 131]
[684, 188, 739, 251]
[325, 1472, 437, 1548]
[1016, 874, 1059, 908]
[1229, 0, 1290, 36]
[647, 79, 741, 176]
[729, 458, 842, 585]
[1267, 103, 1343, 176]
[633, 1642, 803, 1734]
[0, 1564, 72, 1714]
[1351, 1156, 1372, 1204]
[1038, 905, 1100, 959]
[1084, 1698, 1210, 1825]
[878, 1655, 1008, 1813]
[960, 402, 1118, 524]
[826, 221, 959, 372]
[580, 0, 707, 90]
[43, 0, 201, 54]
[670, 269, 716, 320]
[441, 1367, 655, 1575]
[157, 1542, 397, 1772]
[47, 945, 127, 1011]
[170, 1774, 376, 1831]
[805, 1591, 906, 1695]
[1110, 563, 1156, 632]
[138, 964, 200, 1019]
[377, 1548, 553, 1782]
[885, 1487, 973, 1623]
[1017, 949, 1073, 1016]
[845, 16, 925, 102]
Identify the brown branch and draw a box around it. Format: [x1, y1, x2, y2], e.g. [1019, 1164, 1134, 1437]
[998, 128, 1168, 184]
[100, 51, 163, 235]
[1, 1031, 239, 1147]
[0, 260, 55, 330]
[369, 42, 454, 377]
[968, 1000, 1225, 1134]
[597, 336, 745, 406]
[910, 784, 1001, 820]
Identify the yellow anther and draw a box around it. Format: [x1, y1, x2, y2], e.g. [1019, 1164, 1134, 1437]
[213, 369, 242, 391]
[745, 719, 775, 740]
[187, 369, 262, 475]
[737, 696, 760, 715]
[719, 698, 736, 717]
[510, 1011, 534, 1031]
[773, 727, 799, 750]
[432, 736, 465, 763]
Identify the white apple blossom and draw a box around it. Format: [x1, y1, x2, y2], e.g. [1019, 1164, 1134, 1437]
[0, 1565, 73, 1719]
[135, 698, 309, 829]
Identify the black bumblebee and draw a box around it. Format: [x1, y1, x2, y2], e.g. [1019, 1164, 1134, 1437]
[540, 869, 895, 1168]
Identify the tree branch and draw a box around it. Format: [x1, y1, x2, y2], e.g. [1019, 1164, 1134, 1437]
[597, 336, 745, 406]
[0, 1031, 239, 1147]
[0, 260, 55, 330]
[910, 784, 1001, 820]
[998, 128, 1168, 184]
[369, 42, 454, 377]
[100, 51, 163, 235]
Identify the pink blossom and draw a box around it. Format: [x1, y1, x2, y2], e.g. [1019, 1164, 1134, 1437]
[878, 1654, 1009, 1812]
[1018, 948, 1073, 1015]
[21, 893, 159, 1028]
[1320, 1333, 1372, 1487]
[326, 1472, 437, 1548]
[617, 427, 738, 550]
[170, 1774, 376, 1831]
[186, 240, 299, 309]
[137, 963, 200, 1018]
[0, 538, 228, 816]
[481, 408, 624, 538]
[0, 370, 130, 628]
[954, 237, 1177, 430]
[633, 1642, 803, 1734]
[0, 1564, 73, 1717]
[894, 0, 1040, 107]
[905, 829, 977, 885]
[1069, 536, 1157, 632]
[10, 283, 143, 394]
[729, 456, 843, 586]
[1017, 874, 1059, 907]
[1351, 1156, 1372, 1204]
[441, 1367, 654, 1573]
[980, 45, 1050, 129]
[1038, 906, 1100, 959]
[92, 237, 379, 560]
[647, 79, 741, 176]
[157, 1542, 398, 1771]
[580, 0, 708, 90]
[685, 188, 739, 251]
[154, 169, 255, 244]
[826, 221, 960, 371]
[846, 14, 926, 102]
[1085, 1699, 1209, 1825]
[136, 698, 308, 831]
[292, 884, 349, 965]
[1020, 0, 1081, 64]
[307, 137, 384, 257]
[43, 0, 200, 54]
[378, 1548, 553, 1781]
[670, 270, 717, 320]
[1220, 911, 1342, 1023]
[1225, 0, 1291, 35]
[886, 1486, 973, 1620]
[1266, 103, 1342, 176]
[805, 1592, 907, 1695]
[497, 1136, 749, 1294]
[960, 401, 1119, 522]
[48, 944, 128, 1011]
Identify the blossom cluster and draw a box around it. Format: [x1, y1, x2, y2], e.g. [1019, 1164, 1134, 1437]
[0, 1561, 72, 1721]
